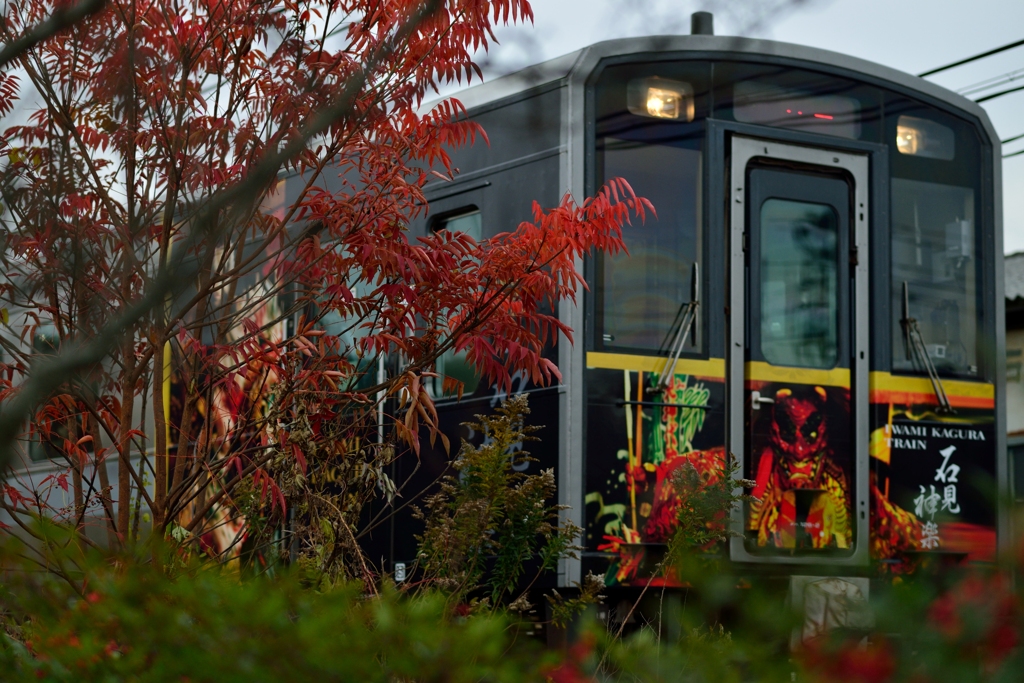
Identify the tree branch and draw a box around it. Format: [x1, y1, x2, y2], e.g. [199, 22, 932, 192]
[0, 0, 107, 69]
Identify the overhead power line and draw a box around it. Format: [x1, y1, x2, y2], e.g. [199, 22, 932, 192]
[1004, 132, 1024, 160]
[976, 83, 1024, 103]
[918, 37, 1024, 78]
[959, 67, 1024, 96]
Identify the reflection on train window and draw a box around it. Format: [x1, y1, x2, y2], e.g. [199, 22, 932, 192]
[891, 178, 977, 376]
[598, 140, 702, 353]
[733, 81, 861, 140]
[759, 199, 839, 369]
[430, 208, 482, 398]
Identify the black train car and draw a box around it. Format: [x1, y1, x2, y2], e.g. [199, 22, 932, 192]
[371, 15, 1006, 602]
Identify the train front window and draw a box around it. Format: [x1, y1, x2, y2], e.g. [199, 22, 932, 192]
[714, 62, 882, 142]
[733, 81, 861, 139]
[592, 61, 708, 356]
[891, 178, 978, 376]
[597, 139, 703, 353]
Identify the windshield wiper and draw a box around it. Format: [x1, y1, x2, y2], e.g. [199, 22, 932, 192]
[650, 263, 700, 394]
[901, 281, 955, 414]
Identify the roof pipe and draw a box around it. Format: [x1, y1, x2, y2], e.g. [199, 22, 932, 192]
[691, 11, 714, 36]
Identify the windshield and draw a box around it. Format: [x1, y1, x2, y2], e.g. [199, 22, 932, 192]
[596, 138, 703, 353]
[891, 178, 978, 377]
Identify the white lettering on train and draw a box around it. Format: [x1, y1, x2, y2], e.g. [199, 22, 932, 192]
[891, 423, 927, 437]
[929, 427, 985, 441]
[890, 437, 927, 450]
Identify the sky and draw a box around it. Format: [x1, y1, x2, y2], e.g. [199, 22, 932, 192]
[462, 0, 1024, 253]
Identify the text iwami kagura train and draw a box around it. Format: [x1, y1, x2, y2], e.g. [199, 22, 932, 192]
[363, 17, 1006, 590]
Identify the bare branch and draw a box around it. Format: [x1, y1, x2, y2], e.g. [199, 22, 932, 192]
[0, 0, 106, 69]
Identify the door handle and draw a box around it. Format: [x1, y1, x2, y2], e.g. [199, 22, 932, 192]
[751, 390, 775, 410]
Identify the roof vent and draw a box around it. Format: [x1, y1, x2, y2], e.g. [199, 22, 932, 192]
[691, 11, 714, 36]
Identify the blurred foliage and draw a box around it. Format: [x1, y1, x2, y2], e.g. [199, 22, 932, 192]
[664, 455, 756, 582]
[2, 427, 1024, 681]
[2, 520, 1024, 682]
[0, 532, 551, 682]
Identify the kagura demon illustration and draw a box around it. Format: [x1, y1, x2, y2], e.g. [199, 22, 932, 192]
[749, 386, 852, 549]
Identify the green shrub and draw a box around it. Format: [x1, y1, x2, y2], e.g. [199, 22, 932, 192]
[0, 546, 551, 682]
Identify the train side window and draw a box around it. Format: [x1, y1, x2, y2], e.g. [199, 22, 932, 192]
[432, 208, 482, 242]
[891, 178, 978, 376]
[596, 139, 703, 354]
[316, 278, 379, 393]
[430, 207, 482, 399]
[1011, 442, 1024, 511]
[30, 323, 63, 462]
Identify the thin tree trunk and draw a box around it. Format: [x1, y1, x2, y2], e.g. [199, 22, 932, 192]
[67, 408, 84, 536]
[168, 358, 196, 523]
[88, 413, 118, 548]
[117, 352, 135, 544]
[117, 0, 139, 546]
[153, 338, 167, 528]
[153, 193, 173, 530]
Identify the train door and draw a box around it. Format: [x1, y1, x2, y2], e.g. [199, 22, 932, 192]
[727, 136, 870, 566]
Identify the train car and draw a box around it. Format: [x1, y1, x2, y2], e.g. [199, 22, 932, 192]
[373, 13, 1008, 596]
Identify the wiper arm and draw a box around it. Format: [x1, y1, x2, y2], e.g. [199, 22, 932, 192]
[651, 263, 699, 394]
[901, 281, 955, 414]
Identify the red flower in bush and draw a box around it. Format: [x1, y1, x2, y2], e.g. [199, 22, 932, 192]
[801, 636, 895, 683]
[546, 633, 596, 683]
[927, 571, 1020, 671]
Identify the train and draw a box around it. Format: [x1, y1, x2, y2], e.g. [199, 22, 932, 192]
[362, 12, 1007, 603]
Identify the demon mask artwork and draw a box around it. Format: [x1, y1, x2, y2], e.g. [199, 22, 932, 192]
[749, 386, 852, 550]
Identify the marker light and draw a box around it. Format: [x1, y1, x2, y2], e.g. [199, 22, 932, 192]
[732, 81, 861, 139]
[627, 77, 695, 121]
[895, 115, 955, 160]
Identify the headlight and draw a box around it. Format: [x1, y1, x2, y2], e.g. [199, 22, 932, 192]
[895, 115, 955, 160]
[627, 77, 695, 121]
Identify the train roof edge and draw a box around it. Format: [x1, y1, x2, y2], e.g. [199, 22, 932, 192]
[427, 34, 1000, 148]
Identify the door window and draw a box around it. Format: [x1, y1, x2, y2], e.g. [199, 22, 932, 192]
[759, 199, 839, 369]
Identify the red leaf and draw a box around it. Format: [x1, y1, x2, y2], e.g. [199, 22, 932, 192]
[291, 443, 307, 475]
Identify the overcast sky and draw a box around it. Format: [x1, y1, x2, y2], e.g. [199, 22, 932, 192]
[465, 0, 1024, 253]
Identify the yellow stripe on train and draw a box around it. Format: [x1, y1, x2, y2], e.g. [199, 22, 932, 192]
[868, 371, 994, 409]
[585, 352, 725, 378]
[585, 352, 995, 409]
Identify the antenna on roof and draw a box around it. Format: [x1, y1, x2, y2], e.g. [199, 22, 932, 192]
[691, 11, 714, 36]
